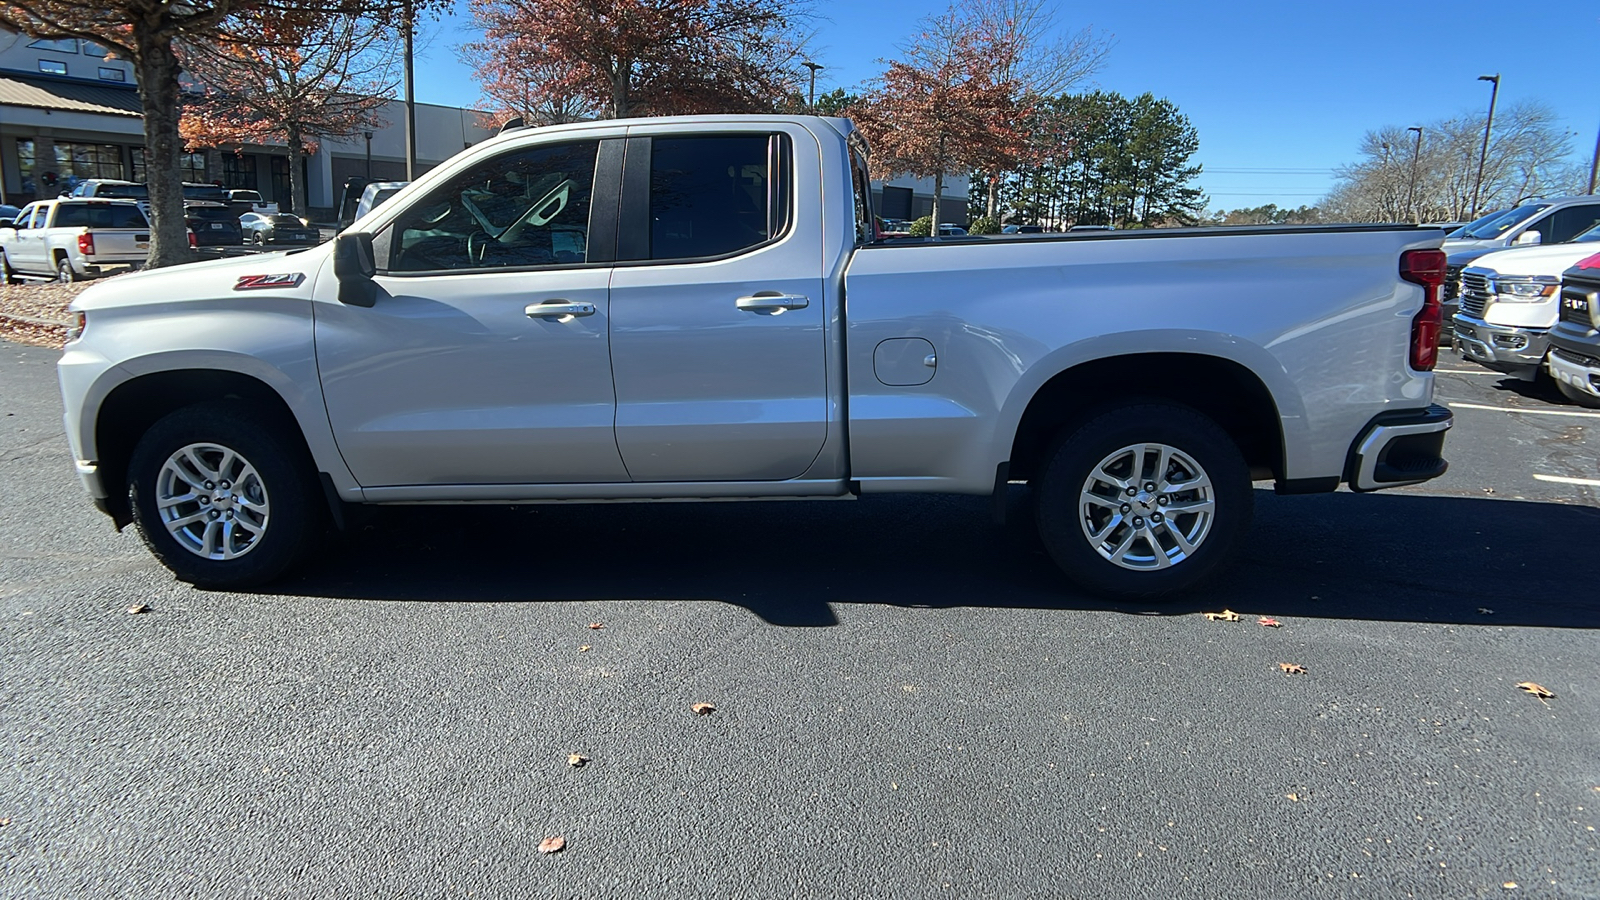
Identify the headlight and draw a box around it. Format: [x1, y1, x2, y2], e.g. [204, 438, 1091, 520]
[300, 217, 312, 227]
[1491, 276, 1559, 301]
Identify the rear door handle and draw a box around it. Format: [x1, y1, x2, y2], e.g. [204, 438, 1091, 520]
[525, 300, 596, 320]
[735, 292, 809, 312]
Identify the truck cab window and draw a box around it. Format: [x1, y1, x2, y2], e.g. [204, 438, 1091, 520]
[647, 135, 790, 260]
[388, 140, 598, 273]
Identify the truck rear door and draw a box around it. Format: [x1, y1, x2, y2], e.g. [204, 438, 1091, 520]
[607, 126, 829, 482]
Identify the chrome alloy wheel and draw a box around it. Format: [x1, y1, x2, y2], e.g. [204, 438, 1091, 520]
[154, 442, 271, 560]
[1079, 442, 1215, 571]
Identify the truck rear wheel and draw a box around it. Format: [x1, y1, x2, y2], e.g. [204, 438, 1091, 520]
[1034, 403, 1253, 598]
[55, 257, 78, 283]
[127, 401, 320, 588]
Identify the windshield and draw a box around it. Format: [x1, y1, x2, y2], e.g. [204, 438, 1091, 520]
[1456, 204, 1549, 240]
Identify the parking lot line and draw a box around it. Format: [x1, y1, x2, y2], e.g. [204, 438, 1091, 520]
[1532, 473, 1600, 487]
[1444, 401, 1600, 419]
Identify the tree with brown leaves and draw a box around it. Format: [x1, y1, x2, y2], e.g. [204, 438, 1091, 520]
[180, 10, 398, 216]
[852, 7, 1027, 233]
[0, 0, 422, 267]
[464, 0, 811, 122]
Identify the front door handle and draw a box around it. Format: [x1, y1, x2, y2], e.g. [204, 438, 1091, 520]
[735, 292, 809, 312]
[526, 300, 596, 320]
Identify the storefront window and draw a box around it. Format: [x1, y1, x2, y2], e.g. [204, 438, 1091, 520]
[16, 139, 35, 194]
[221, 153, 257, 189]
[130, 148, 207, 184]
[53, 142, 125, 193]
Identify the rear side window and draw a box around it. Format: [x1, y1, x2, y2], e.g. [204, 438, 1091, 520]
[53, 203, 148, 228]
[648, 135, 790, 261]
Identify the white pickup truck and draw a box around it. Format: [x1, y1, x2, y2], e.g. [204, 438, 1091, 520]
[1453, 225, 1600, 380]
[56, 115, 1454, 597]
[1, 198, 151, 282]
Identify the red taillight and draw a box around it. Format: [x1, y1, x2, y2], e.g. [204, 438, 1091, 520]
[77, 232, 94, 256]
[1400, 248, 1447, 371]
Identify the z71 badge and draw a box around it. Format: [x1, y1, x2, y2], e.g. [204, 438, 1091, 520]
[234, 273, 306, 290]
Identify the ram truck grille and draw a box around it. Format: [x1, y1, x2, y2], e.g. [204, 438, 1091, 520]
[1444, 265, 1463, 302]
[1559, 286, 1597, 329]
[1459, 272, 1492, 319]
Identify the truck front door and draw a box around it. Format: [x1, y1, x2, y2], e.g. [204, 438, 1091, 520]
[607, 129, 829, 482]
[314, 138, 630, 486]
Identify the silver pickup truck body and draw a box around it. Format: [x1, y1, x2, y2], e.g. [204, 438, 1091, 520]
[57, 115, 1453, 596]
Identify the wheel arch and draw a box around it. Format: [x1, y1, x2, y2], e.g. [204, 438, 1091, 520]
[90, 363, 345, 526]
[1004, 350, 1290, 484]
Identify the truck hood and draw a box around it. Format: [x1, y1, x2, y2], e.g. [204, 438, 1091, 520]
[69, 246, 328, 312]
[1467, 242, 1600, 277]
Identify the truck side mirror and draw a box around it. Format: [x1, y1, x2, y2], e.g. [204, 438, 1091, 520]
[1514, 229, 1541, 246]
[334, 232, 377, 308]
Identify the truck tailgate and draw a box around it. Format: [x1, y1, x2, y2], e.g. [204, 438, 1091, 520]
[87, 228, 150, 262]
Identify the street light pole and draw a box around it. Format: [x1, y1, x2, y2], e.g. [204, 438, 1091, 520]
[402, 0, 417, 181]
[1588, 119, 1600, 195]
[802, 61, 822, 111]
[1407, 126, 1423, 225]
[1470, 74, 1500, 218]
[363, 131, 373, 182]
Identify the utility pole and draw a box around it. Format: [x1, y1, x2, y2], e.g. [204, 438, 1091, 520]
[403, 0, 418, 181]
[363, 131, 373, 182]
[1407, 126, 1423, 225]
[1470, 74, 1500, 218]
[802, 61, 822, 111]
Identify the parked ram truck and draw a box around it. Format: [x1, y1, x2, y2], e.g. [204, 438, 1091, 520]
[1454, 224, 1600, 380]
[1, 199, 151, 283]
[1547, 253, 1600, 408]
[56, 115, 1455, 598]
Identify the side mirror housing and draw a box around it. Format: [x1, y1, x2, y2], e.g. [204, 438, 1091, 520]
[1514, 229, 1541, 246]
[334, 232, 377, 308]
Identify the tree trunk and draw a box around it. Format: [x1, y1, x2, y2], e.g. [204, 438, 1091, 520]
[930, 134, 945, 234]
[611, 69, 629, 119]
[287, 124, 307, 218]
[986, 174, 998, 220]
[133, 35, 188, 269]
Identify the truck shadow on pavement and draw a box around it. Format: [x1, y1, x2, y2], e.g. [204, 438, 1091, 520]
[272, 489, 1600, 629]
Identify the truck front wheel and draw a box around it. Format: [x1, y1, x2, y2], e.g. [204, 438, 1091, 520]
[127, 401, 320, 588]
[1034, 403, 1253, 598]
[2, 251, 18, 284]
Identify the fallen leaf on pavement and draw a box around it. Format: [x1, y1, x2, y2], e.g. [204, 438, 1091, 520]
[126, 603, 149, 615]
[1502, 882, 1518, 890]
[578, 645, 591, 652]
[0, 817, 10, 826]
[691, 702, 716, 716]
[587, 622, 605, 630]
[537, 836, 566, 854]
[1203, 609, 1241, 622]
[1516, 682, 1555, 700]
[1285, 792, 1301, 802]
[1257, 617, 1282, 628]
[1278, 663, 1307, 675]
[567, 754, 589, 768]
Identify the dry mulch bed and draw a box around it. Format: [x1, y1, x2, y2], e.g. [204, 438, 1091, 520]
[0, 282, 93, 349]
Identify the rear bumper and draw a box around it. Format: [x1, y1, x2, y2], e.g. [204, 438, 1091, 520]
[1344, 404, 1453, 492]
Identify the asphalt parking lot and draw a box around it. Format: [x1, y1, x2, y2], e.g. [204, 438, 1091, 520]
[1, 341, 1596, 898]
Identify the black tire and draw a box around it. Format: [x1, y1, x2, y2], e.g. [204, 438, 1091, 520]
[1555, 378, 1600, 409]
[252, 231, 266, 245]
[1034, 403, 1253, 599]
[1, 251, 18, 284]
[55, 256, 78, 283]
[127, 401, 321, 588]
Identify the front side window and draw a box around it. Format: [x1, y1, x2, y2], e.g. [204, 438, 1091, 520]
[648, 135, 788, 260]
[389, 140, 598, 273]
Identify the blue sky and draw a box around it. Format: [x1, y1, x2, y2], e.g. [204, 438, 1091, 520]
[411, 0, 1600, 212]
